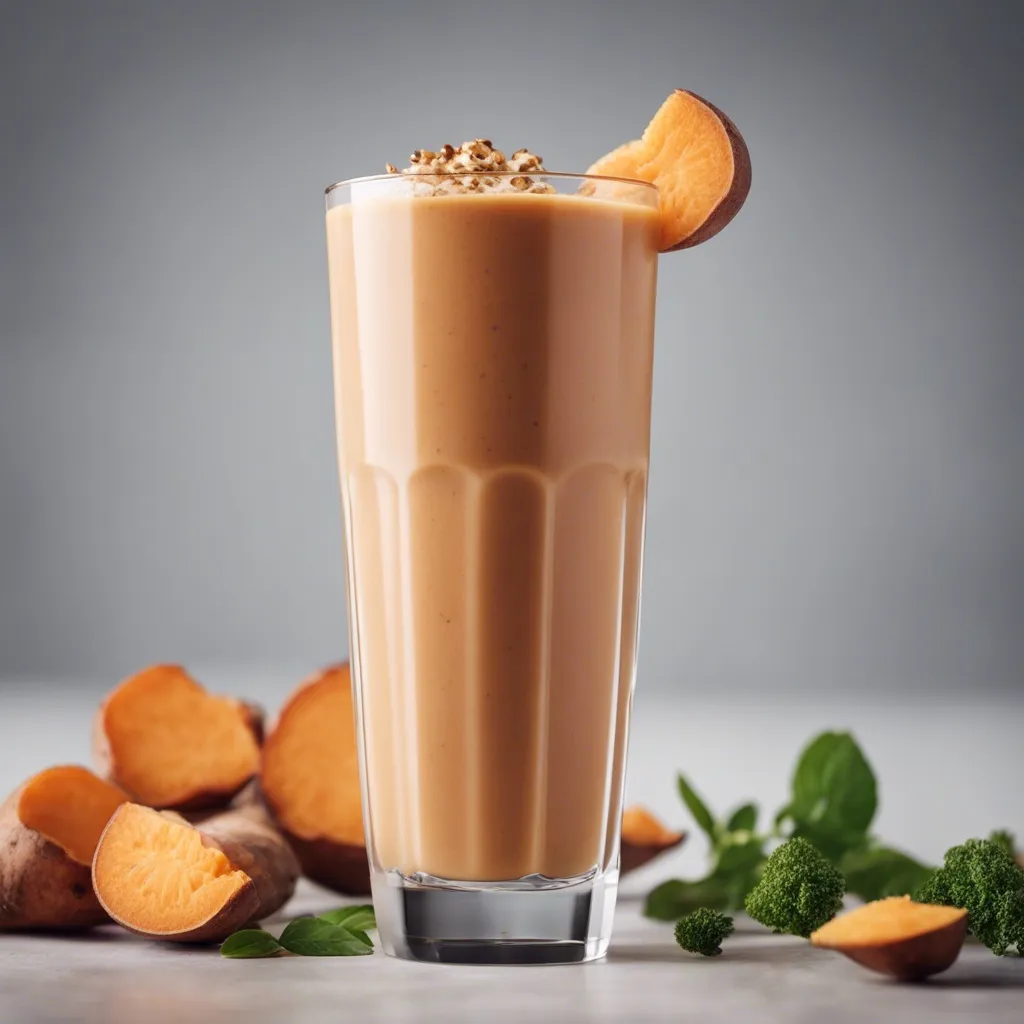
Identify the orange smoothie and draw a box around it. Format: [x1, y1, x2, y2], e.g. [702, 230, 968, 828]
[327, 189, 659, 882]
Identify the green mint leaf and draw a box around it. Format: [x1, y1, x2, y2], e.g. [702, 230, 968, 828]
[725, 803, 758, 833]
[713, 833, 766, 878]
[787, 731, 877, 855]
[644, 877, 731, 920]
[677, 774, 717, 843]
[278, 917, 374, 956]
[818, 734, 877, 835]
[839, 844, 935, 902]
[788, 732, 844, 823]
[220, 929, 284, 959]
[318, 904, 377, 933]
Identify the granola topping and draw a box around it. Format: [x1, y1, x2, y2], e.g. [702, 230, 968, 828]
[385, 140, 555, 196]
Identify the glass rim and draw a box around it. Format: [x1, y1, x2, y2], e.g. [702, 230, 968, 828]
[324, 169, 658, 196]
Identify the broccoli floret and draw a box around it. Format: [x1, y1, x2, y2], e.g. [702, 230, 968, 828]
[1000, 888, 1024, 956]
[915, 838, 1024, 955]
[674, 908, 735, 956]
[989, 829, 1016, 859]
[744, 837, 845, 938]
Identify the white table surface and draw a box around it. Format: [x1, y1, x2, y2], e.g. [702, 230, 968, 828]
[1, 677, 1022, 1022]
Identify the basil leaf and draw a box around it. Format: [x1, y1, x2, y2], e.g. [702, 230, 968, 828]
[788, 731, 877, 853]
[677, 774, 717, 843]
[347, 928, 373, 948]
[318, 904, 377, 933]
[279, 917, 373, 956]
[840, 845, 935, 902]
[788, 732, 843, 823]
[819, 734, 877, 834]
[713, 833, 766, 877]
[644, 877, 731, 920]
[725, 803, 758, 833]
[220, 929, 284, 959]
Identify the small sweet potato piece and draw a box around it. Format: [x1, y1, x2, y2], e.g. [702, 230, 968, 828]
[260, 663, 369, 895]
[94, 665, 261, 810]
[620, 806, 685, 874]
[587, 89, 752, 251]
[92, 802, 299, 943]
[811, 896, 968, 981]
[0, 766, 127, 931]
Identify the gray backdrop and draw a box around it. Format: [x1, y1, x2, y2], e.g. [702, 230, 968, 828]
[2, 0, 1022, 696]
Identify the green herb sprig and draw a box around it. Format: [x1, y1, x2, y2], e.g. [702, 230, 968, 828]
[220, 929, 284, 959]
[278, 917, 373, 957]
[646, 731, 933, 922]
[220, 904, 377, 959]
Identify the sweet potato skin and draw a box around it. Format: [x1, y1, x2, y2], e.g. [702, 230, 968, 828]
[0, 786, 107, 931]
[814, 915, 968, 981]
[285, 835, 371, 896]
[239, 701, 266, 746]
[200, 805, 300, 923]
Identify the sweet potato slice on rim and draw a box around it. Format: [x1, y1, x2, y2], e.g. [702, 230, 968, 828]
[588, 89, 751, 251]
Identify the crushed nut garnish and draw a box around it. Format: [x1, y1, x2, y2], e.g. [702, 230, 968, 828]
[385, 139, 555, 196]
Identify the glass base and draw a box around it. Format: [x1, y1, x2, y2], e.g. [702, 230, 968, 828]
[371, 867, 619, 965]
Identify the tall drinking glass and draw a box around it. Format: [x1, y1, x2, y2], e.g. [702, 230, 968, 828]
[325, 171, 659, 964]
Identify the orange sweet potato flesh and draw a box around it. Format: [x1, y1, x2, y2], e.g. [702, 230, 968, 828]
[92, 802, 299, 942]
[18, 766, 128, 865]
[260, 663, 369, 895]
[94, 665, 262, 810]
[620, 805, 686, 874]
[0, 767, 127, 930]
[587, 89, 751, 252]
[811, 896, 968, 981]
